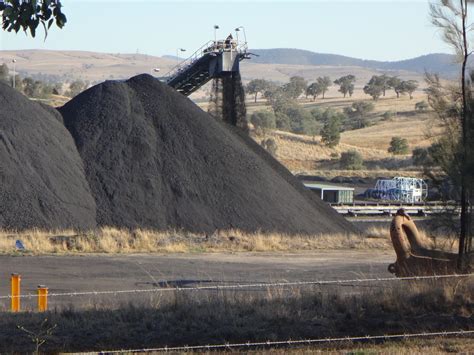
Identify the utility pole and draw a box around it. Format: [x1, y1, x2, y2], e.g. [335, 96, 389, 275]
[457, 0, 471, 271]
[176, 48, 186, 65]
[12, 58, 16, 89]
[214, 25, 219, 44]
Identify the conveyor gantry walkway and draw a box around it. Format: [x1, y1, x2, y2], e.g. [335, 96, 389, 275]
[164, 39, 249, 96]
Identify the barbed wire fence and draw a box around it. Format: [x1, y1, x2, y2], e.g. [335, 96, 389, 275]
[0, 273, 472, 300]
[0, 273, 472, 352]
[97, 330, 474, 353]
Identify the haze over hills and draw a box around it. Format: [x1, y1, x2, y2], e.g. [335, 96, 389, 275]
[0, 49, 459, 88]
[250, 49, 459, 78]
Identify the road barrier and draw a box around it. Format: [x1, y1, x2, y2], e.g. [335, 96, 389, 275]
[37, 285, 48, 312]
[5, 274, 49, 312]
[10, 274, 20, 312]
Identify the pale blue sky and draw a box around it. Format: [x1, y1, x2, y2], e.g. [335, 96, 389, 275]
[0, 0, 453, 61]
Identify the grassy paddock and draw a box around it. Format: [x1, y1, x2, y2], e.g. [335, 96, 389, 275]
[0, 279, 471, 352]
[0, 227, 397, 255]
[0, 225, 458, 255]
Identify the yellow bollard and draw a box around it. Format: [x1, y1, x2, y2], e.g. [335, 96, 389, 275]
[37, 285, 48, 312]
[11, 274, 21, 312]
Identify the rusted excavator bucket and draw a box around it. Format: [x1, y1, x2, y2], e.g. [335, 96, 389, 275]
[388, 209, 458, 277]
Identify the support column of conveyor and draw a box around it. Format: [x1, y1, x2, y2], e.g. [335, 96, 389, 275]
[165, 40, 249, 96]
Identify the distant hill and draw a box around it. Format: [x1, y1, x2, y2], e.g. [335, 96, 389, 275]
[249, 49, 459, 78]
[0, 50, 176, 84]
[0, 49, 457, 89]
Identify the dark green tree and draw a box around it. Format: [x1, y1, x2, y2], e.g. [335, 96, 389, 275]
[316, 76, 331, 99]
[388, 136, 409, 154]
[310, 107, 324, 121]
[266, 87, 295, 114]
[401, 80, 419, 99]
[340, 150, 364, 170]
[285, 105, 312, 134]
[0, 0, 67, 38]
[22, 77, 42, 97]
[412, 147, 434, 166]
[261, 138, 278, 156]
[343, 101, 374, 129]
[321, 114, 342, 147]
[306, 82, 322, 101]
[415, 100, 429, 111]
[52, 82, 63, 95]
[363, 75, 384, 100]
[379, 74, 391, 96]
[274, 112, 290, 131]
[283, 76, 307, 99]
[382, 110, 395, 120]
[246, 79, 269, 103]
[334, 75, 356, 98]
[388, 77, 403, 98]
[302, 118, 321, 141]
[66, 80, 88, 97]
[250, 110, 276, 132]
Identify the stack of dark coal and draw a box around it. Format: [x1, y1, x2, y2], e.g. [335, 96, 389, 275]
[0, 75, 355, 235]
[0, 82, 96, 230]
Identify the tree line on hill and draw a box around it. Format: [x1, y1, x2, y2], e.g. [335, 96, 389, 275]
[0, 62, 88, 99]
[246, 74, 418, 103]
[247, 75, 424, 150]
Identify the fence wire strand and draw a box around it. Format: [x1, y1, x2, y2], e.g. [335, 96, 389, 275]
[97, 330, 474, 353]
[0, 273, 472, 300]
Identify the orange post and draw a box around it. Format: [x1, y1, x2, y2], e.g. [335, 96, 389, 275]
[37, 285, 48, 312]
[10, 274, 21, 312]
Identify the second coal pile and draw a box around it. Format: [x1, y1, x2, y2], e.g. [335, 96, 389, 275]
[0, 82, 96, 230]
[60, 74, 355, 234]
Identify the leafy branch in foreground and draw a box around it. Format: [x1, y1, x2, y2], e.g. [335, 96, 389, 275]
[0, 0, 66, 38]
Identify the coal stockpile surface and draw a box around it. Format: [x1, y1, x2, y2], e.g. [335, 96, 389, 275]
[0, 83, 96, 230]
[61, 74, 355, 234]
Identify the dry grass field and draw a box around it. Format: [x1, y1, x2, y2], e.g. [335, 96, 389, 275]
[0, 225, 458, 255]
[0, 227, 392, 255]
[245, 90, 444, 176]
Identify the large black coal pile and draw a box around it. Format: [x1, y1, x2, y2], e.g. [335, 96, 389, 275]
[0, 82, 96, 230]
[60, 74, 355, 234]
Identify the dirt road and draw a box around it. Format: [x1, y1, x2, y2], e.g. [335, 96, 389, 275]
[0, 250, 395, 310]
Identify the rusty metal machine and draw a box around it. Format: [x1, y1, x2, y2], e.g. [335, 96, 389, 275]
[388, 209, 463, 276]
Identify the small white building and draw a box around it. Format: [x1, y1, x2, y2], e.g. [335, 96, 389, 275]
[303, 182, 354, 204]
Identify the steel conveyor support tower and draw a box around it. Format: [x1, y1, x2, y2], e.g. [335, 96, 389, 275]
[165, 39, 249, 96]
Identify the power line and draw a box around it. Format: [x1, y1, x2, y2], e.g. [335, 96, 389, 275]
[0, 273, 472, 300]
[98, 329, 474, 353]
